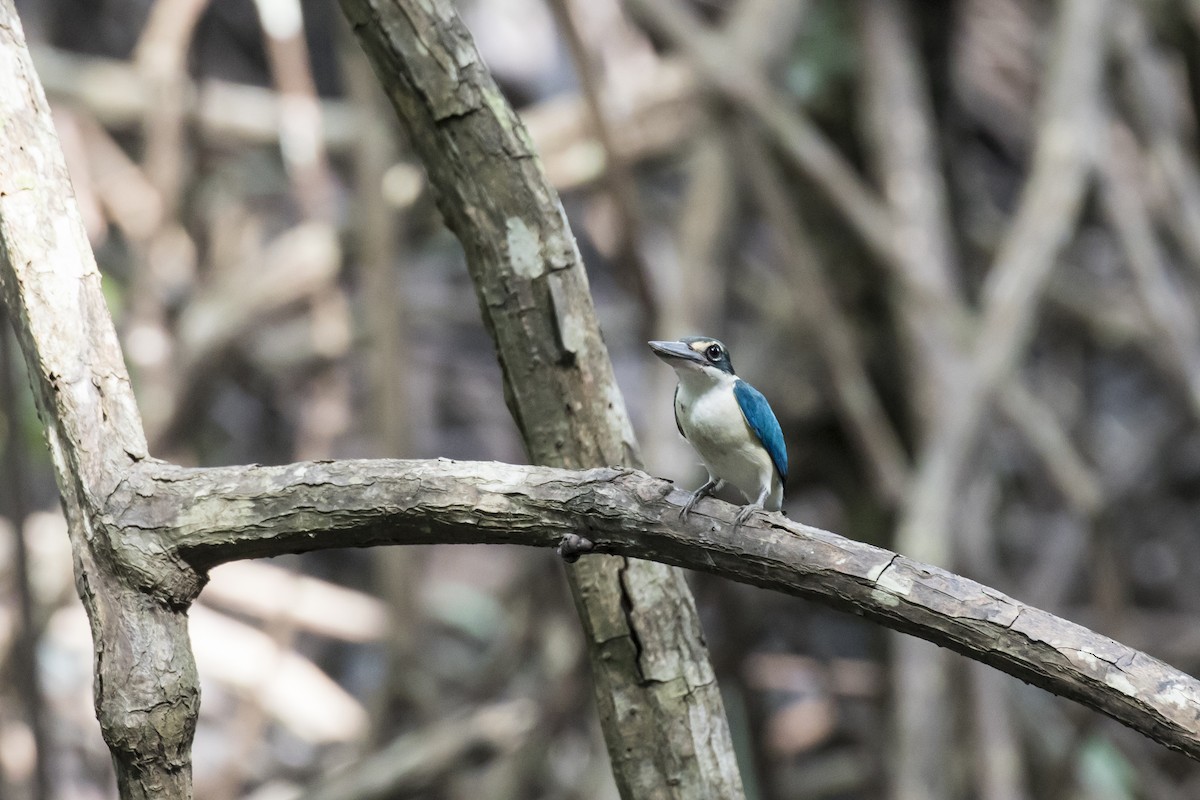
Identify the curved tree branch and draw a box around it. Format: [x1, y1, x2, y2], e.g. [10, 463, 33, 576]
[101, 456, 1200, 762]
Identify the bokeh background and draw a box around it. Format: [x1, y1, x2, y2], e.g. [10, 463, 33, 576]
[3, 0, 1200, 797]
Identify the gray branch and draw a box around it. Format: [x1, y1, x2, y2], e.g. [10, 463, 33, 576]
[104, 456, 1200, 762]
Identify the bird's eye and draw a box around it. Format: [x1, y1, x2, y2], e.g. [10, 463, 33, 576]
[706, 344, 723, 361]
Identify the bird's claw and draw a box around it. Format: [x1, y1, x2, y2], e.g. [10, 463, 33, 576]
[680, 480, 719, 520]
[732, 504, 763, 533]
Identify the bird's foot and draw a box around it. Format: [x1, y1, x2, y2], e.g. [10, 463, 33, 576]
[681, 479, 720, 520]
[732, 503, 764, 533]
[557, 534, 595, 563]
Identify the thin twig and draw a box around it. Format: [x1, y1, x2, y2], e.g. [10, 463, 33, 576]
[896, 0, 1108, 565]
[724, 0, 810, 70]
[129, 0, 210, 460]
[1099, 117, 1200, 415]
[297, 699, 540, 800]
[871, 6, 1107, 795]
[546, 0, 659, 336]
[740, 125, 909, 503]
[970, 663, 1030, 800]
[34, 44, 699, 193]
[252, 0, 337, 221]
[997, 382, 1103, 516]
[133, 0, 211, 216]
[622, 0, 898, 265]
[859, 0, 963, 435]
[1119, 1, 1200, 278]
[856, 0, 1101, 526]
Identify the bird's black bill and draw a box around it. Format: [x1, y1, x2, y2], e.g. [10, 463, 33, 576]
[649, 340, 705, 365]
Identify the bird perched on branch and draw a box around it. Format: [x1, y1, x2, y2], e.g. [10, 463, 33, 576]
[650, 336, 787, 528]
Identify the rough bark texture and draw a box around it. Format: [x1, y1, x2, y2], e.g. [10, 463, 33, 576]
[100, 456, 1200, 762]
[0, 2, 202, 797]
[338, 1, 745, 797]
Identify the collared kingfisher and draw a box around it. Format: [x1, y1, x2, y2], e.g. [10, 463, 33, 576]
[650, 336, 787, 528]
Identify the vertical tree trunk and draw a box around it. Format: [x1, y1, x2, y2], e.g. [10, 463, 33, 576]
[340, 1, 746, 796]
[0, 2, 204, 797]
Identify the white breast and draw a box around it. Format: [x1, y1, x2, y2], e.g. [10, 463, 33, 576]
[675, 378, 782, 510]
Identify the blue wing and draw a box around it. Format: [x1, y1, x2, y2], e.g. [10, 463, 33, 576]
[733, 379, 787, 484]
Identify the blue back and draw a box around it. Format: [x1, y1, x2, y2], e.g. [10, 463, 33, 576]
[733, 379, 787, 484]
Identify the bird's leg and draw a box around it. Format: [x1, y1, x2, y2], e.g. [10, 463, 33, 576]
[682, 477, 724, 519]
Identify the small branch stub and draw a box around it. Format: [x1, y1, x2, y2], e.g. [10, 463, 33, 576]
[557, 533, 595, 562]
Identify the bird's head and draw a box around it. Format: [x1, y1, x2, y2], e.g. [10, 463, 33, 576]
[649, 337, 736, 382]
